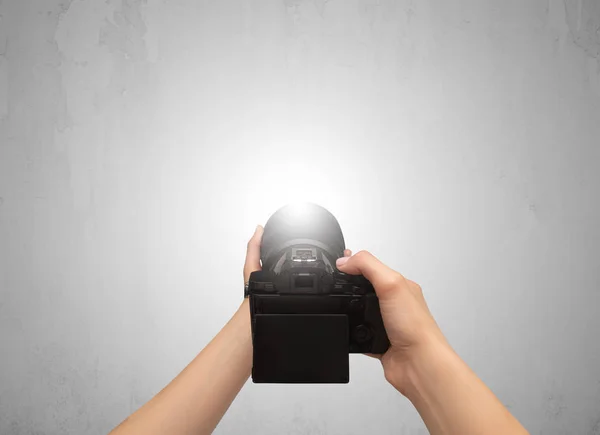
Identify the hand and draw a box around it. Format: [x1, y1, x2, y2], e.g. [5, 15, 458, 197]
[335, 250, 449, 395]
[243, 225, 264, 285]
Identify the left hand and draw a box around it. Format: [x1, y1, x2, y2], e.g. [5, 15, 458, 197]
[243, 225, 264, 285]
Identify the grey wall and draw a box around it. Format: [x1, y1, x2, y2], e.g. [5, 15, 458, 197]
[1, 0, 599, 434]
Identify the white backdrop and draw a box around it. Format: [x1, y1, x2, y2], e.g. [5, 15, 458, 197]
[1, 1, 600, 434]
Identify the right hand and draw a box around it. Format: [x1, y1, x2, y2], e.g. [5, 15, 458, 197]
[335, 250, 449, 395]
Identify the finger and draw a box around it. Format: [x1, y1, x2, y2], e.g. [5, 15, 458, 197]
[335, 250, 406, 299]
[244, 225, 264, 283]
[343, 249, 352, 257]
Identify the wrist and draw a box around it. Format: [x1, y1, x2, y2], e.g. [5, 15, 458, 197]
[400, 335, 460, 403]
[230, 298, 252, 340]
[207, 299, 253, 375]
[385, 330, 454, 397]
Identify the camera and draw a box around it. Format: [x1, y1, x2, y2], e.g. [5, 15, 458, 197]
[245, 203, 390, 383]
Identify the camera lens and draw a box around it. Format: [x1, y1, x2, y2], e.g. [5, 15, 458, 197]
[260, 202, 346, 271]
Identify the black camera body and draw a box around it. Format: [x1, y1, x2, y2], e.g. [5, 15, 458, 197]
[246, 204, 390, 383]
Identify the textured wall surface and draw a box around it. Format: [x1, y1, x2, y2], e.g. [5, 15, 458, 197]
[1, 1, 600, 434]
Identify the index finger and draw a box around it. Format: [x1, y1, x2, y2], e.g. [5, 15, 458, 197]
[335, 250, 406, 300]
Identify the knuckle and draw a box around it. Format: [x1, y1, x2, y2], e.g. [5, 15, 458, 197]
[409, 280, 422, 293]
[391, 274, 406, 288]
[381, 273, 404, 291]
[354, 250, 371, 261]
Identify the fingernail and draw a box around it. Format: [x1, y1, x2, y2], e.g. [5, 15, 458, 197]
[336, 256, 349, 267]
[254, 225, 261, 234]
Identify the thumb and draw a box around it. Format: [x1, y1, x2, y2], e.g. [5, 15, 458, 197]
[243, 225, 264, 283]
[335, 250, 406, 301]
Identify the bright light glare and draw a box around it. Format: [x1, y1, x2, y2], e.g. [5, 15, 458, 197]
[207, 130, 360, 238]
[237, 149, 346, 226]
[285, 202, 313, 219]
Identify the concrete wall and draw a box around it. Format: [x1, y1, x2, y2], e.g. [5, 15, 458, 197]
[1, 0, 599, 434]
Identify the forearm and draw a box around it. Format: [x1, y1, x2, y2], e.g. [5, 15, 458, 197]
[400, 338, 529, 435]
[110, 300, 253, 435]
